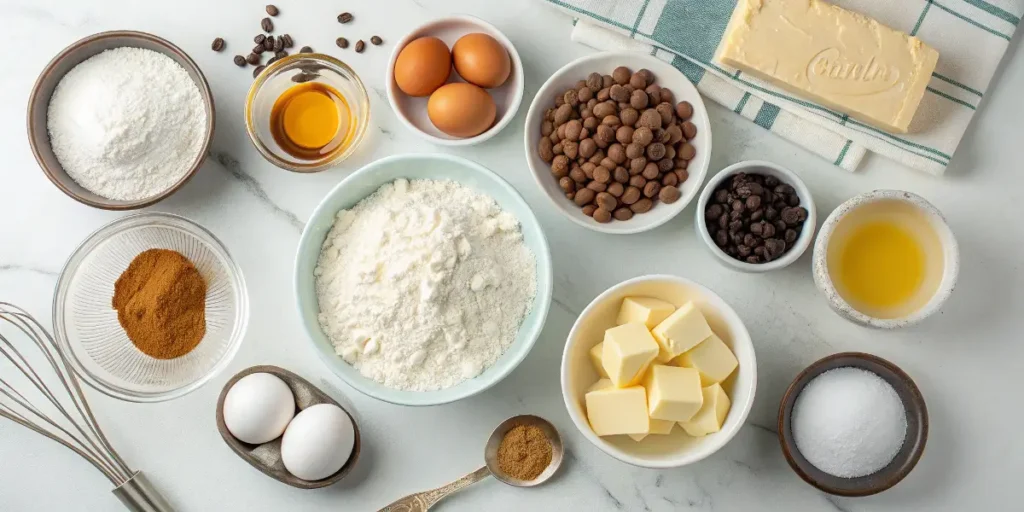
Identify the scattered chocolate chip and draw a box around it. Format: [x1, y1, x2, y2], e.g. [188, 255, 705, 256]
[703, 172, 807, 264]
[370, 35, 383, 46]
[261, 17, 274, 33]
[265, 4, 279, 16]
[355, 40, 366, 53]
[337, 12, 353, 23]
[211, 37, 225, 52]
[336, 37, 349, 49]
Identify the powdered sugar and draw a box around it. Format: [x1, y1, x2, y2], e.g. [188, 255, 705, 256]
[792, 367, 907, 478]
[47, 47, 207, 201]
[314, 179, 537, 391]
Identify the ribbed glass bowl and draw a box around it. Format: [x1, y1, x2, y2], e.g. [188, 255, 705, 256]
[53, 212, 248, 402]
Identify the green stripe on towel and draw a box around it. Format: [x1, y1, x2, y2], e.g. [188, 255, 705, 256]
[754, 103, 781, 130]
[734, 93, 751, 114]
[931, 1, 1013, 40]
[960, 0, 1020, 25]
[927, 86, 978, 109]
[835, 140, 853, 166]
[933, 73, 985, 97]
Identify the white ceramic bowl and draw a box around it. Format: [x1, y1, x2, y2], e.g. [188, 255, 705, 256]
[812, 190, 959, 329]
[560, 275, 756, 468]
[524, 52, 712, 235]
[385, 15, 524, 146]
[294, 154, 552, 406]
[695, 160, 817, 272]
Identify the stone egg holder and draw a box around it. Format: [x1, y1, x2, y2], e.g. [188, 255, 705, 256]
[215, 365, 361, 489]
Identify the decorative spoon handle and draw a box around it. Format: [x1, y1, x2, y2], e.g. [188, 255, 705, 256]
[378, 466, 492, 512]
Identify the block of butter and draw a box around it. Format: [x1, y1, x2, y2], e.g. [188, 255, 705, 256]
[585, 385, 650, 436]
[602, 323, 660, 387]
[628, 419, 675, 442]
[589, 342, 609, 378]
[715, 0, 939, 133]
[676, 333, 738, 386]
[681, 384, 732, 437]
[617, 297, 676, 329]
[651, 302, 712, 363]
[644, 364, 703, 422]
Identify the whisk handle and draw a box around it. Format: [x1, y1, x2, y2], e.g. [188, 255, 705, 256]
[112, 472, 175, 512]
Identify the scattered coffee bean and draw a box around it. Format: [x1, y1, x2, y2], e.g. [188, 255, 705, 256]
[261, 17, 274, 33]
[336, 37, 349, 49]
[211, 37, 225, 52]
[253, 44, 266, 54]
[281, 34, 294, 48]
[254, 34, 266, 44]
[370, 35, 383, 45]
[265, 4, 279, 16]
[246, 53, 261, 65]
[337, 12, 353, 23]
[273, 36, 284, 52]
[300, 46, 313, 53]
[355, 40, 366, 53]
[703, 172, 808, 264]
[253, 65, 266, 78]
[275, 50, 287, 59]
[233, 55, 246, 67]
[264, 36, 275, 51]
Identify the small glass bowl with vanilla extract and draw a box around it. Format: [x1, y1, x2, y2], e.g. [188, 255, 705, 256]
[245, 54, 369, 172]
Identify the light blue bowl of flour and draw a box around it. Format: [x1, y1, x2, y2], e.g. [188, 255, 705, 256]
[295, 153, 552, 406]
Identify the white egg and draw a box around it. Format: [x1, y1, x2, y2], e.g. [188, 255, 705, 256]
[281, 404, 356, 481]
[222, 373, 296, 445]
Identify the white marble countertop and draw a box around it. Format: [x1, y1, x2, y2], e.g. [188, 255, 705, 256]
[2, 0, 1022, 510]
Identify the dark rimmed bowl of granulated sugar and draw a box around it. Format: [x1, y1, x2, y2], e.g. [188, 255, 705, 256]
[215, 365, 362, 489]
[778, 352, 928, 497]
[27, 30, 215, 210]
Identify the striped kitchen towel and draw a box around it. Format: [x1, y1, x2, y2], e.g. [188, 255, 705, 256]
[543, 0, 1022, 175]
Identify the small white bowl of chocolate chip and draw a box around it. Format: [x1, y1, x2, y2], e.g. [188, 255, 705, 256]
[524, 52, 711, 235]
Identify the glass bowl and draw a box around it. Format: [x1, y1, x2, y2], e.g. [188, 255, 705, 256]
[245, 53, 370, 173]
[53, 212, 249, 402]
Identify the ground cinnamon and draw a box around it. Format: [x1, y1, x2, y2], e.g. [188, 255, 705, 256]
[112, 249, 207, 359]
[496, 424, 552, 481]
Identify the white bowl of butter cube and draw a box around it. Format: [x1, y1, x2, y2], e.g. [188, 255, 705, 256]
[560, 274, 756, 468]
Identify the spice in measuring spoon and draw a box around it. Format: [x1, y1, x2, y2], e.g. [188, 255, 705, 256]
[270, 82, 351, 159]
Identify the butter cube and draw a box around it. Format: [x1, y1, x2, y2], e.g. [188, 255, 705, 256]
[589, 342, 608, 378]
[585, 385, 650, 436]
[651, 302, 712, 362]
[588, 378, 613, 393]
[643, 365, 703, 422]
[676, 334, 738, 386]
[681, 384, 731, 437]
[602, 323, 660, 387]
[617, 297, 676, 329]
[627, 419, 675, 441]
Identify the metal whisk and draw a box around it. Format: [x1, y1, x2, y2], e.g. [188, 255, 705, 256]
[0, 302, 173, 512]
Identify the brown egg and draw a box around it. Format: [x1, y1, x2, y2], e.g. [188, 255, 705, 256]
[427, 83, 496, 138]
[394, 37, 452, 97]
[451, 33, 511, 89]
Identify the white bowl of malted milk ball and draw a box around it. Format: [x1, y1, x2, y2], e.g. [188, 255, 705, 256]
[28, 31, 214, 210]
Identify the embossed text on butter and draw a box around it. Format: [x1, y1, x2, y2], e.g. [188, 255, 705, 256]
[715, 0, 938, 133]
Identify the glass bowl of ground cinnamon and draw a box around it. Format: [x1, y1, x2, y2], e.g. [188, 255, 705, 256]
[53, 212, 249, 402]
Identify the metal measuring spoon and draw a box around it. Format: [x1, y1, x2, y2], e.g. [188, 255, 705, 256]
[378, 414, 564, 511]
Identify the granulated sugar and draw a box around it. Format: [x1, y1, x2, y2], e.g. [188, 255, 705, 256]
[792, 367, 907, 478]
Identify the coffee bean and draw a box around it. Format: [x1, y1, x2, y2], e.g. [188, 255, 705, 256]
[281, 34, 294, 48]
[332, 37, 348, 49]
[273, 36, 284, 52]
[292, 72, 317, 83]
[266, 4, 279, 16]
[267, 55, 279, 65]
[252, 44, 265, 54]
[300, 46, 313, 53]
[253, 65, 266, 78]
[337, 12, 353, 23]
[233, 55, 246, 67]
[261, 17, 274, 32]
[254, 34, 266, 44]
[275, 50, 287, 59]
[246, 53, 260, 65]
[371, 35, 383, 45]
[211, 37, 225, 52]
[264, 36, 275, 51]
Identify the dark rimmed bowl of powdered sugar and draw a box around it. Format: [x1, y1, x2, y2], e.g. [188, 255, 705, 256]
[28, 30, 214, 210]
[778, 352, 929, 497]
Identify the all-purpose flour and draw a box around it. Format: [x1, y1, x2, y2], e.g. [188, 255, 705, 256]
[47, 47, 207, 201]
[314, 179, 537, 391]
